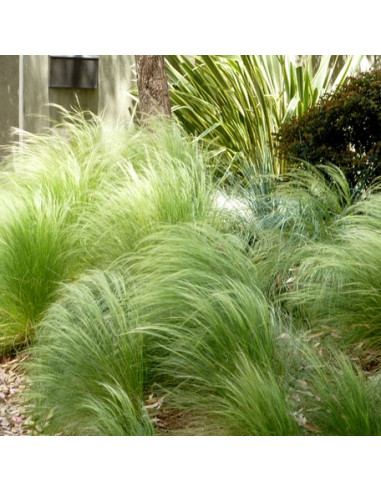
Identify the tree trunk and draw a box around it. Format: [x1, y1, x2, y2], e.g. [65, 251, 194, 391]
[135, 55, 171, 120]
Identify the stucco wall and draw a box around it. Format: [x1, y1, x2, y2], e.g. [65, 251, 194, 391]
[1, 55, 135, 152]
[23, 55, 50, 134]
[99, 55, 136, 126]
[22, 55, 135, 130]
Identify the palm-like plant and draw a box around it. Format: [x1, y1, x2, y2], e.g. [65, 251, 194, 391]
[167, 55, 363, 176]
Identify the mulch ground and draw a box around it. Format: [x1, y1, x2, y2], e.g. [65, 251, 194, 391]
[0, 354, 34, 436]
[2, 349, 379, 437]
[0, 355, 208, 436]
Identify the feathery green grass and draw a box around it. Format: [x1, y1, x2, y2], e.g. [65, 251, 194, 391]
[232, 164, 354, 300]
[123, 224, 295, 434]
[82, 124, 216, 267]
[0, 190, 83, 353]
[214, 355, 301, 436]
[26, 270, 153, 436]
[0, 112, 217, 353]
[286, 183, 381, 351]
[299, 349, 381, 435]
[1, 107, 379, 436]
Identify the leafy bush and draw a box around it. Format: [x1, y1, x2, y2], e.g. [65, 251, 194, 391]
[275, 69, 381, 190]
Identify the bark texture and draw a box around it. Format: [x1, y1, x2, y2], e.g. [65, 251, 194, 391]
[135, 55, 171, 119]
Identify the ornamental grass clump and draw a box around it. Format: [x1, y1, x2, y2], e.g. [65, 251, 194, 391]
[126, 223, 297, 434]
[286, 183, 381, 352]
[3, 105, 380, 435]
[0, 109, 134, 354]
[25, 221, 381, 436]
[82, 124, 216, 267]
[0, 111, 216, 353]
[27, 223, 296, 436]
[2, 109, 127, 207]
[27, 270, 153, 436]
[0, 190, 83, 354]
[215, 355, 301, 436]
[299, 349, 381, 436]
[241, 164, 353, 299]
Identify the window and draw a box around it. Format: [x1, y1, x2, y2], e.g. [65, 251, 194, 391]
[49, 55, 99, 89]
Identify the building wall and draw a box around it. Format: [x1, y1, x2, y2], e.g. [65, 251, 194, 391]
[0, 55, 135, 159]
[23, 55, 50, 134]
[0, 56, 19, 156]
[99, 55, 135, 126]
[26, 55, 135, 129]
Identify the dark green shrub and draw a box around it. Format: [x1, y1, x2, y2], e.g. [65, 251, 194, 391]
[275, 69, 381, 190]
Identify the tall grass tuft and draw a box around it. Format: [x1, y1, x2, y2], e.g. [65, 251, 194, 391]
[126, 223, 296, 434]
[27, 270, 153, 436]
[0, 109, 119, 353]
[237, 164, 354, 299]
[214, 354, 301, 435]
[0, 190, 83, 353]
[286, 183, 381, 351]
[2, 109, 127, 206]
[82, 122, 216, 267]
[299, 349, 381, 435]
[0, 112, 217, 352]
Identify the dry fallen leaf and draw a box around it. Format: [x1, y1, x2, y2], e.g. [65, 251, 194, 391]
[301, 422, 321, 433]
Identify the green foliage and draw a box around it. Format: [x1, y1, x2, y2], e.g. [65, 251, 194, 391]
[300, 350, 380, 435]
[124, 223, 299, 434]
[2, 109, 128, 205]
[0, 109, 136, 354]
[0, 112, 216, 353]
[26, 270, 153, 436]
[2, 107, 380, 436]
[0, 191, 83, 353]
[129, 223, 278, 373]
[215, 355, 301, 436]
[275, 69, 381, 190]
[0, 111, 123, 353]
[81, 121, 216, 267]
[285, 183, 381, 351]
[235, 164, 353, 300]
[168, 55, 362, 176]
